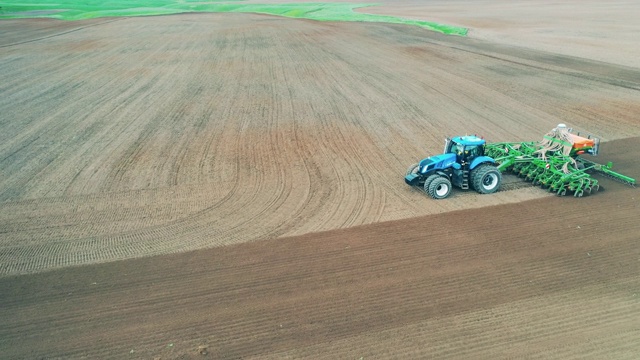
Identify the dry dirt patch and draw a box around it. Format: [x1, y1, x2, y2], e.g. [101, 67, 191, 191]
[1, 12, 640, 276]
[354, 0, 640, 68]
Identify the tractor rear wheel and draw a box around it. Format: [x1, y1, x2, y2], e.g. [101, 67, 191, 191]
[428, 176, 452, 200]
[472, 164, 502, 194]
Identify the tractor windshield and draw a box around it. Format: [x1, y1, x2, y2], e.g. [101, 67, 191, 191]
[465, 145, 482, 158]
[454, 142, 465, 155]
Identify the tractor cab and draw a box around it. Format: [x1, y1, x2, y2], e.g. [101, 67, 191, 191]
[445, 136, 486, 168]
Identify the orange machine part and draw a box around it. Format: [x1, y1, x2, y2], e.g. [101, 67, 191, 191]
[569, 134, 595, 148]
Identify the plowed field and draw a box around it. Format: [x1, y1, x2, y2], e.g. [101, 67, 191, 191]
[1, 2, 640, 359]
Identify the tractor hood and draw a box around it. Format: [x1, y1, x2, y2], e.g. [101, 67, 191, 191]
[419, 153, 457, 172]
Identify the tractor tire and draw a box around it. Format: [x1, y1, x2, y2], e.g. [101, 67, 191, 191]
[471, 164, 502, 194]
[423, 175, 440, 193]
[406, 163, 419, 176]
[427, 176, 452, 200]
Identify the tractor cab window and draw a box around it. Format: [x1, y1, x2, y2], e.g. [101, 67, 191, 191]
[455, 143, 465, 155]
[465, 145, 481, 160]
[453, 142, 465, 163]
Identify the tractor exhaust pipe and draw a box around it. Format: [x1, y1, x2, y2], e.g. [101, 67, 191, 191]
[444, 137, 452, 154]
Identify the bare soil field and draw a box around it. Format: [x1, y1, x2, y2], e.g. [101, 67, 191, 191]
[356, 0, 640, 69]
[1, 2, 640, 358]
[0, 146, 638, 358]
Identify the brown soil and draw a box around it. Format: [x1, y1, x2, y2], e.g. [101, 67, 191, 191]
[1, 5, 640, 359]
[355, 0, 640, 69]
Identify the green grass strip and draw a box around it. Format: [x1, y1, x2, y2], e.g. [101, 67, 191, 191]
[0, 1, 467, 36]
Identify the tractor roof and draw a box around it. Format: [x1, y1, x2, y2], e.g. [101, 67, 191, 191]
[452, 135, 485, 146]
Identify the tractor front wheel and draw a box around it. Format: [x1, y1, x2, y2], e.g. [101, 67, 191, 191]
[428, 176, 452, 200]
[423, 174, 440, 193]
[472, 164, 502, 194]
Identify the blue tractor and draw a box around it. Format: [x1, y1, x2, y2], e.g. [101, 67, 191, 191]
[405, 135, 502, 199]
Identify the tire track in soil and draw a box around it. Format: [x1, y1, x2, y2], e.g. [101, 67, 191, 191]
[0, 21, 189, 200]
[1, 14, 640, 277]
[0, 171, 638, 358]
[257, 290, 638, 359]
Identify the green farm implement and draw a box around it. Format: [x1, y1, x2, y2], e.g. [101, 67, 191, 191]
[485, 124, 635, 197]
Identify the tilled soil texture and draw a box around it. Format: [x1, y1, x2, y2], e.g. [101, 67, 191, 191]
[2, 13, 640, 276]
[356, 0, 640, 68]
[0, 137, 638, 359]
